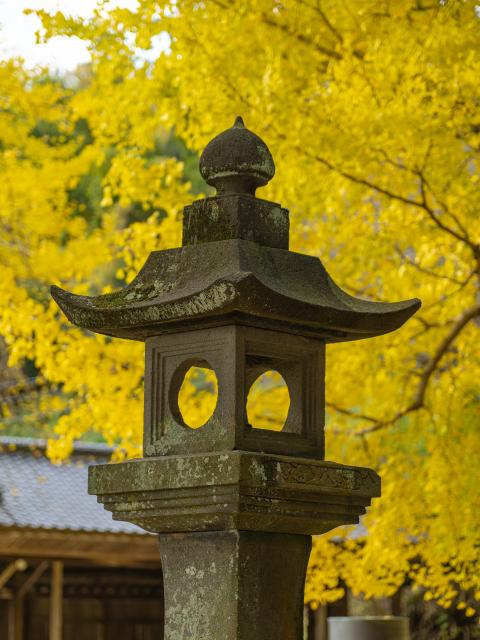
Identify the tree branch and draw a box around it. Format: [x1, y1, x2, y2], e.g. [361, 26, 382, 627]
[405, 304, 480, 414]
[417, 172, 477, 251]
[312, 150, 479, 258]
[326, 401, 379, 424]
[296, 0, 344, 44]
[394, 244, 470, 286]
[328, 305, 480, 436]
[416, 169, 473, 244]
[260, 12, 343, 60]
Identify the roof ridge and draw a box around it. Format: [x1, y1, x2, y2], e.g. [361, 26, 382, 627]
[0, 435, 114, 456]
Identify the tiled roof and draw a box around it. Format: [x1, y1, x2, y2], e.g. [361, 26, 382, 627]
[0, 436, 146, 535]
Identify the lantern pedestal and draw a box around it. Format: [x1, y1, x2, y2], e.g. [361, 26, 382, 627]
[89, 451, 380, 535]
[90, 451, 380, 639]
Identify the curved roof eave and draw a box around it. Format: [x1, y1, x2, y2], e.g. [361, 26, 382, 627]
[51, 270, 420, 343]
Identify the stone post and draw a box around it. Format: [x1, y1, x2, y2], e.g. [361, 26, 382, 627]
[328, 616, 410, 639]
[52, 116, 420, 639]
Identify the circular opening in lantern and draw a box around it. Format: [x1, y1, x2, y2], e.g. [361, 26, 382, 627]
[174, 363, 218, 429]
[246, 370, 290, 432]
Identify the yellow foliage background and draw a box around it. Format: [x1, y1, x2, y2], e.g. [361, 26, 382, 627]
[0, 0, 479, 614]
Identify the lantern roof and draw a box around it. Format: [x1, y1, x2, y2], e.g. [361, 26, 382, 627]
[51, 117, 420, 342]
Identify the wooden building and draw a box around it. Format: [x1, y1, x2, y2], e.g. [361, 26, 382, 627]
[0, 437, 164, 640]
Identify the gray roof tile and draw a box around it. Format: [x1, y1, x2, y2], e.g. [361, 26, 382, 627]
[0, 436, 146, 535]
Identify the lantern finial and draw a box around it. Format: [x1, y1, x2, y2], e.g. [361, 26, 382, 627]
[199, 116, 275, 195]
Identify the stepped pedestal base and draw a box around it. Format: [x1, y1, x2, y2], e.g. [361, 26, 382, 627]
[89, 451, 381, 639]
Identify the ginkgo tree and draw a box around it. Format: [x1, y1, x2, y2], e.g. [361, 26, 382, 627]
[0, 0, 479, 618]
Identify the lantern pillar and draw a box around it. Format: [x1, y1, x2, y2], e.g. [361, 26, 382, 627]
[159, 531, 310, 639]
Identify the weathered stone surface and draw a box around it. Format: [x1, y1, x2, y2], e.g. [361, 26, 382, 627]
[50, 116, 420, 342]
[159, 530, 310, 640]
[89, 451, 380, 535]
[199, 116, 275, 196]
[51, 238, 420, 342]
[182, 194, 289, 249]
[143, 325, 325, 458]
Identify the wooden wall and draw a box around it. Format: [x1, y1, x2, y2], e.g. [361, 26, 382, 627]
[25, 593, 163, 640]
[1, 563, 164, 640]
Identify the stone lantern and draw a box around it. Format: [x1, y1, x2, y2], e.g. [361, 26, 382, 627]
[51, 117, 420, 639]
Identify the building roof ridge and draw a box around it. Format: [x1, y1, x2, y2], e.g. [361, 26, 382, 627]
[0, 435, 114, 457]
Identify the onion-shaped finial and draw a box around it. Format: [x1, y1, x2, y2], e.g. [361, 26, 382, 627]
[199, 116, 275, 196]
